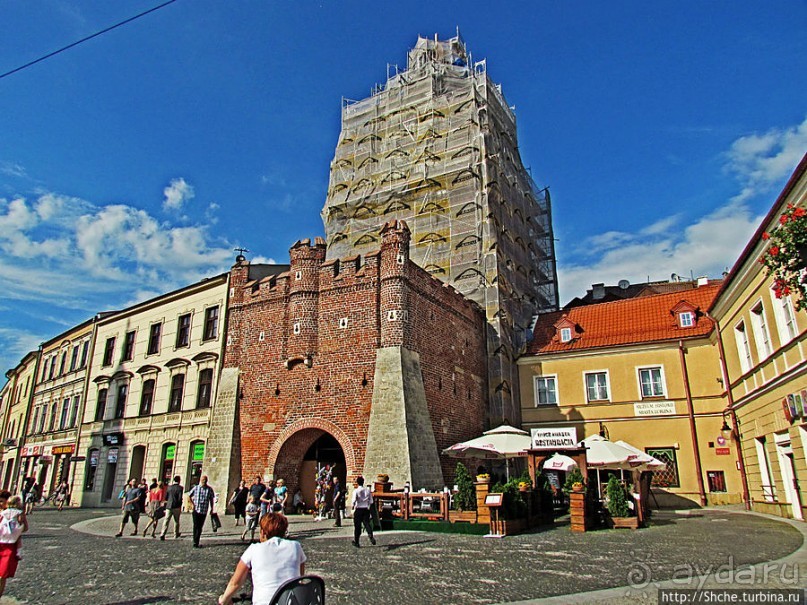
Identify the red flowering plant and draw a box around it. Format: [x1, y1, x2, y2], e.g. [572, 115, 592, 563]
[760, 204, 807, 310]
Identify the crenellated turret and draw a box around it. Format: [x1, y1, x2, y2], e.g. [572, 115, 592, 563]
[287, 237, 327, 362]
[379, 220, 411, 348]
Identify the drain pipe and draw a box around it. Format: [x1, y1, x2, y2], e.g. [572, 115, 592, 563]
[706, 313, 752, 510]
[678, 339, 707, 506]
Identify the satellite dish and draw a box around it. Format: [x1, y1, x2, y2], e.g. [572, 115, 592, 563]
[618, 279, 630, 290]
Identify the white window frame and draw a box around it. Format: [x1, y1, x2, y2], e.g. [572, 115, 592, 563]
[559, 327, 572, 343]
[637, 365, 666, 398]
[584, 370, 610, 402]
[533, 375, 558, 406]
[769, 286, 799, 346]
[678, 311, 695, 328]
[750, 300, 773, 360]
[734, 320, 753, 374]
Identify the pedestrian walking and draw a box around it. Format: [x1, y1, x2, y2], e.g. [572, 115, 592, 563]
[23, 479, 38, 516]
[54, 481, 70, 511]
[115, 479, 143, 537]
[350, 476, 375, 547]
[229, 480, 249, 526]
[159, 475, 184, 541]
[332, 476, 344, 527]
[142, 480, 167, 537]
[241, 496, 259, 543]
[187, 475, 215, 548]
[0, 490, 27, 599]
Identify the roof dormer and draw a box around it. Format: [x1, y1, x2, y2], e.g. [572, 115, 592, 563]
[670, 300, 699, 329]
[553, 315, 579, 343]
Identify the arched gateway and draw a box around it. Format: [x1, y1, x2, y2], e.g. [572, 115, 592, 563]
[267, 419, 357, 508]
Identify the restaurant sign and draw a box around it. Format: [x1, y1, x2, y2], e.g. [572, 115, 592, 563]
[52, 444, 75, 455]
[531, 428, 578, 450]
[782, 390, 807, 424]
[634, 401, 676, 417]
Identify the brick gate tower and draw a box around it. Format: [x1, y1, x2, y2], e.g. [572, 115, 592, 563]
[321, 34, 558, 426]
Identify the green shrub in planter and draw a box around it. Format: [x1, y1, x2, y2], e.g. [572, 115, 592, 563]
[454, 462, 476, 511]
[606, 476, 631, 518]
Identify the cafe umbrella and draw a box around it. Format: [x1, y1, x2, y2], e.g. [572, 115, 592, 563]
[581, 435, 643, 499]
[443, 425, 531, 480]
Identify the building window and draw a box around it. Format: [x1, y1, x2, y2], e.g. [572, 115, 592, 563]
[771, 287, 799, 346]
[707, 471, 726, 493]
[169, 374, 185, 413]
[122, 330, 136, 362]
[196, 369, 213, 409]
[102, 337, 116, 367]
[41, 358, 49, 382]
[161, 443, 176, 483]
[176, 314, 191, 348]
[534, 376, 558, 406]
[584, 371, 609, 402]
[49, 403, 58, 431]
[139, 379, 155, 416]
[734, 321, 753, 374]
[203, 306, 219, 341]
[70, 345, 79, 372]
[678, 311, 695, 328]
[85, 449, 100, 491]
[560, 327, 572, 343]
[70, 395, 80, 428]
[30, 408, 39, 435]
[59, 398, 70, 430]
[638, 367, 665, 398]
[114, 383, 128, 419]
[647, 447, 680, 488]
[94, 388, 108, 422]
[80, 340, 89, 368]
[49, 357, 56, 379]
[147, 323, 162, 355]
[59, 351, 67, 376]
[755, 437, 776, 502]
[750, 302, 772, 359]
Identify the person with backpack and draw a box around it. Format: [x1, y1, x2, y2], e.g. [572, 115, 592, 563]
[0, 490, 27, 598]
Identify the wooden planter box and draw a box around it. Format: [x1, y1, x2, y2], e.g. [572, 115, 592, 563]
[449, 510, 477, 523]
[490, 518, 527, 536]
[609, 516, 640, 530]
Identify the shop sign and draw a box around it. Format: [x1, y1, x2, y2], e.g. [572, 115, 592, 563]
[21, 445, 41, 457]
[165, 445, 176, 460]
[782, 390, 807, 424]
[52, 444, 74, 455]
[715, 448, 730, 456]
[107, 447, 119, 464]
[89, 450, 100, 466]
[634, 401, 676, 417]
[531, 428, 578, 450]
[192, 443, 205, 461]
[103, 432, 124, 446]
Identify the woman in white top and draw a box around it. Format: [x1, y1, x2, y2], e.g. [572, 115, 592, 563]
[218, 512, 306, 605]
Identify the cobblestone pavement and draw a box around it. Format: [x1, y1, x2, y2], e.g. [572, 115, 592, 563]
[0, 507, 803, 605]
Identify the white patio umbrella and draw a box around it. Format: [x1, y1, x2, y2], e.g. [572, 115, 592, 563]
[581, 435, 642, 499]
[443, 425, 531, 479]
[614, 440, 666, 471]
[543, 453, 579, 472]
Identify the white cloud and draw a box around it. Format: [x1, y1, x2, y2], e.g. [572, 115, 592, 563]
[726, 116, 807, 202]
[557, 116, 807, 304]
[0, 162, 27, 178]
[162, 177, 195, 212]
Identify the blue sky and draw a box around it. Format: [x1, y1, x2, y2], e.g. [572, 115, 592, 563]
[1, 1, 806, 377]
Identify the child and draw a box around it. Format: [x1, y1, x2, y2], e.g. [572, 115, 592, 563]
[1, 496, 25, 560]
[240, 496, 259, 543]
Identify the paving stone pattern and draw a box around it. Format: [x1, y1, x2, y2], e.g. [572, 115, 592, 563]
[1, 508, 802, 605]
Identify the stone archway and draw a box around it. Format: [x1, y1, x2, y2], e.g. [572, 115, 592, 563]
[267, 419, 356, 510]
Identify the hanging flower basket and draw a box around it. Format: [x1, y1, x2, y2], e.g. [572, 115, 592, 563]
[760, 204, 807, 310]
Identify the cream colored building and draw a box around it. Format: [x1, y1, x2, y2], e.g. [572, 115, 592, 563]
[710, 153, 807, 520]
[74, 273, 229, 507]
[518, 283, 743, 507]
[0, 352, 40, 492]
[23, 318, 97, 499]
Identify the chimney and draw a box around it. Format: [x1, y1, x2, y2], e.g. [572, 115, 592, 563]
[592, 283, 606, 300]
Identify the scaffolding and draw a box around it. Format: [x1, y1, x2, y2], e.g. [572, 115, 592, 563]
[321, 35, 559, 424]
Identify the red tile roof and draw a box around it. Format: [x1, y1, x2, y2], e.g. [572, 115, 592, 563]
[527, 283, 722, 355]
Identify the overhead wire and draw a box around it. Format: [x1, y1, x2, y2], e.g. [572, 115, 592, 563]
[0, 0, 180, 81]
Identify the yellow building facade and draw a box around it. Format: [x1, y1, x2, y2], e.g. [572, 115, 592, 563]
[518, 283, 744, 507]
[710, 153, 807, 520]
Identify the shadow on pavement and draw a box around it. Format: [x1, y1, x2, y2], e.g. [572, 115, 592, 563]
[382, 538, 436, 551]
[103, 598, 172, 605]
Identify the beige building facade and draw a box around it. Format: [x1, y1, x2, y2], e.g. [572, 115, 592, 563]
[23, 318, 96, 498]
[73, 274, 229, 507]
[0, 352, 40, 493]
[710, 153, 807, 520]
[519, 283, 743, 507]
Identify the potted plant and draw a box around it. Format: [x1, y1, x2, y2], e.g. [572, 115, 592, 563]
[562, 468, 586, 495]
[450, 463, 477, 523]
[760, 203, 807, 310]
[475, 473, 491, 483]
[605, 476, 638, 529]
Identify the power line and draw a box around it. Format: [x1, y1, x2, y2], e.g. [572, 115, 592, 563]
[0, 0, 180, 81]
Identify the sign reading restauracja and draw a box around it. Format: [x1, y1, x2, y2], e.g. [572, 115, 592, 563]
[531, 428, 578, 450]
